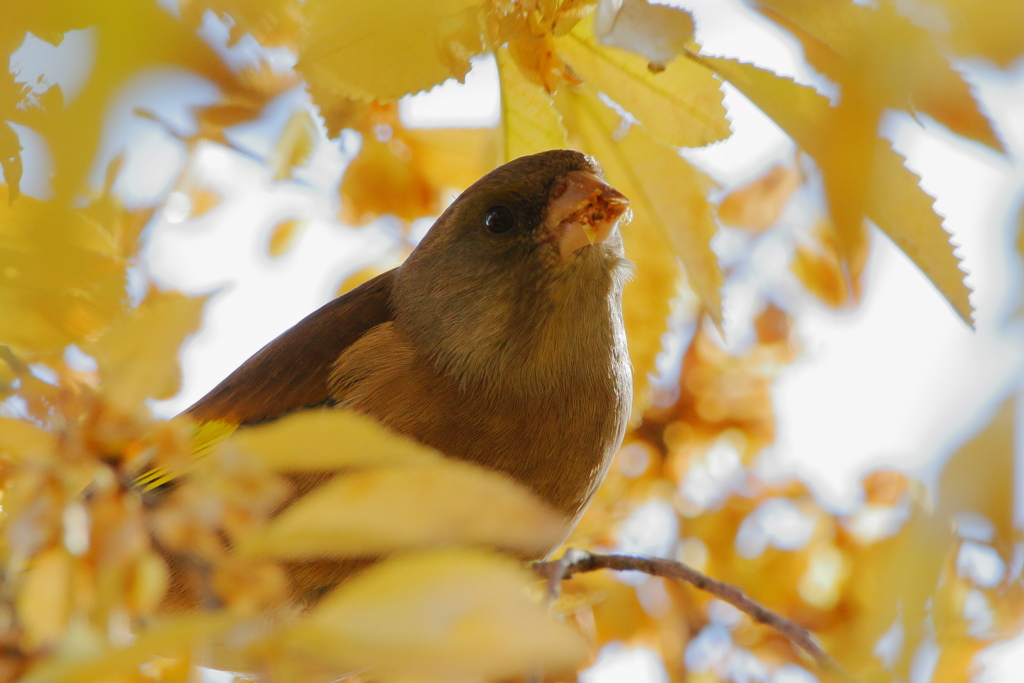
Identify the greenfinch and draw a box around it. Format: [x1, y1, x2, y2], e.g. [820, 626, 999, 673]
[163, 149, 632, 604]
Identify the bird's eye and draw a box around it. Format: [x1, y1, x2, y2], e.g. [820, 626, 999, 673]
[483, 205, 514, 234]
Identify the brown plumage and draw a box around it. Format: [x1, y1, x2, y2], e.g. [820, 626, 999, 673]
[176, 149, 633, 604]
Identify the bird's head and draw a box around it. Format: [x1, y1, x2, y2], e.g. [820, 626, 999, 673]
[393, 149, 632, 392]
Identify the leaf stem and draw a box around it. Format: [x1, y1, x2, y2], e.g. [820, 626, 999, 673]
[533, 550, 858, 683]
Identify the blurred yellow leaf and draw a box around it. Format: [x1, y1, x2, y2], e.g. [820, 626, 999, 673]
[929, 0, 1024, 67]
[21, 615, 235, 683]
[0, 189, 126, 352]
[558, 15, 730, 149]
[938, 397, 1016, 539]
[697, 56, 973, 325]
[718, 164, 801, 232]
[791, 244, 848, 308]
[0, 121, 22, 200]
[185, 187, 221, 219]
[281, 550, 588, 681]
[231, 409, 443, 471]
[403, 127, 498, 192]
[179, 0, 304, 49]
[308, 86, 368, 139]
[127, 551, 170, 616]
[594, 0, 695, 69]
[758, 0, 1003, 152]
[17, 547, 71, 651]
[0, 417, 57, 461]
[930, 639, 990, 683]
[266, 219, 304, 258]
[557, 86, 682, 416]
[497, 47, 569, 162]
[299, 0, 483, 101]
[6, 1, 239, 204]
[867, 138, 973, 324]
[337, 105, 497, 226]
[88, 290, 207, 411]
[271, 110, 317, 181]
[790, 221, 851, 308]
[340, 132, 437, 226]
[850, 503, 950, 678]
[238, 458, 568, 558]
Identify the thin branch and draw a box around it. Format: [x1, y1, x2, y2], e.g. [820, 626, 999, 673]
[534, 550, 858, 683]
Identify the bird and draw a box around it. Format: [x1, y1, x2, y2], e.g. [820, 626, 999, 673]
[155, 149, 633, 606]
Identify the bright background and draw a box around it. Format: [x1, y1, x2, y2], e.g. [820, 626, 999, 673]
[10, 0, 1024, 680]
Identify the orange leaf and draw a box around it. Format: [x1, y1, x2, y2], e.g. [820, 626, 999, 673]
[790, 229, 849, 308]
[718, 164, 801, 232]
[267, 219, 304, 258]
[339, 134, 437, 225]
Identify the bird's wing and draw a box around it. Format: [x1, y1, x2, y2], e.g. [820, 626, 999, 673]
[136, 269, 396, 490]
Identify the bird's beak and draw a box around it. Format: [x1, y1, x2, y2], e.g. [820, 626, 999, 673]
[544, 170, 631, 259]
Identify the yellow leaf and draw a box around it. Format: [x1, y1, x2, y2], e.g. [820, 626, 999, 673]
[556, 86, 682, 417]
[0, 417, 57, 461]
[758, 0, 1003, 152]
[850, 502, 950, 678]
[307, 86, 368, 139]
[267, 219, 305, 258]
[17, 547, 72, 651]
[790, 237, 849, 308]
[271, 110, 317, 181]
[696, 56, 973, 325]
[615, 124, 722, 328]
[717, 164, 801, 232]
[496, 47, 569, 162]
[0, 122, 22, 200]
[6, 2, 241, 205]
[557, 15, 730, 149]
[179, 0, 304, 49]
[507, 33, 582, 93]
[866, 138, 973, 325]
[938, 398, 1016, 540]
[88, 290, 208, 411]
[930, 639, 991, 683]
[931, 0, 1024, 67]
[299, 0, 483, 101]
[230, 409, 443, 472]
[0, 190, 127, 352]
[21, 615, 235, 683]
[184, 187, 222, 219]
[236, 460, 568, 558]
[594, 0, 695, 69]
[404, 127, 499, 191]
[127, 551, 170, 616]
[339, 134, 438, 226]
[281, 550, 588, 681]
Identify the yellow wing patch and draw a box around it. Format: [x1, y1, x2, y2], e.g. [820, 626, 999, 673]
[135, 420, 238, 491]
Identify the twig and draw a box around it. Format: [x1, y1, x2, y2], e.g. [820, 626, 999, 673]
[534, 550, 858, 683]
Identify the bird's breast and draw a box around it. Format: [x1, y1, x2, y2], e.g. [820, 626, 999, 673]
[329, 321, 630, 534]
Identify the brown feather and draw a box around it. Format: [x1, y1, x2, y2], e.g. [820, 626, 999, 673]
[187, 270, 395, 425]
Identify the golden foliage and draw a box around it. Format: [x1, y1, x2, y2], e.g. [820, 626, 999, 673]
[0, 0, 1018, 682]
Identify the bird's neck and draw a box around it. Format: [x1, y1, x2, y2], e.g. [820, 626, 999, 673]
[397, 251, 630, 399]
